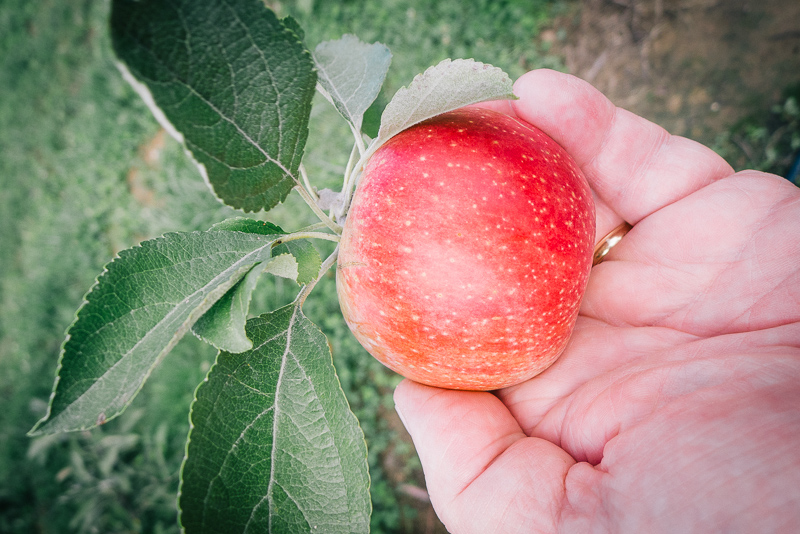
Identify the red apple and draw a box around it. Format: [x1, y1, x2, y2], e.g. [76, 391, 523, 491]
[336, 107, 595, 390]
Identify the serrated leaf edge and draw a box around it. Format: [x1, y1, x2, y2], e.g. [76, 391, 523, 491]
[28, 231, 281, 436]
[115, 60, 218, 205]
[364, 58, 517, 162]
[178, 298, 372, 531]
[313, 34, 392, 132]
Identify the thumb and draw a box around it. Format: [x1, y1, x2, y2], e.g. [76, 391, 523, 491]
[394, 379, 578, 534]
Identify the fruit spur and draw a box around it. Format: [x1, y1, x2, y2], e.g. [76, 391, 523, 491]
[337, 107, 595, 390]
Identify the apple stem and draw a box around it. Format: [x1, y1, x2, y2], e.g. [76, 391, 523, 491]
[349, 122, 367, 158]
[338, 162, 364, 223]
[335, 142, 362, 222]
[343, 142, 360, 191]
[296, 245, 339, 307]
[294, 184, 343, 234]
[338, 141, 379, 222]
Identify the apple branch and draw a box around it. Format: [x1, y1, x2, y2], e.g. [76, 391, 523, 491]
[339, 151, 370, 221]
[328, 142, 360, 221]
[295, 222, 332, 233]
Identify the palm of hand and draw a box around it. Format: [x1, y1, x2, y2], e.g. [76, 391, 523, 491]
[394, 70, 800, 533]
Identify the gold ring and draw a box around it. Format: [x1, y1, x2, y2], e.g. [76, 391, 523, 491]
[593, 221, 632, 266]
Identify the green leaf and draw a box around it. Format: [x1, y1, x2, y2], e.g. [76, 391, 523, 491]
[210, 218, 285, 236]
[281, 15, 306, 42]
[29, 230, 285, 435]
[190, 246, 318, 353]
[272, 240, 321, 286]
[191, 261, 268, 354]
[314, 35, 392, 132]
[212, 217, 322, 285]
[192, 218, 321, 352]
[110, 0, 317, 212]
[367, 59, 516, 159]
[180, 303, 371, 533]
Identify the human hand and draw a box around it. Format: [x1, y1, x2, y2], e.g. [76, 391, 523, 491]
[393, 69, 800, 534]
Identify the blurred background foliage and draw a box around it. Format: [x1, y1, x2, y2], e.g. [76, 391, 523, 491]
[713, 83, 800, 181]
[0, 0, 797, 533]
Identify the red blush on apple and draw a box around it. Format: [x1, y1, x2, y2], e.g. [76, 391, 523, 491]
[337, 107, 595, 390]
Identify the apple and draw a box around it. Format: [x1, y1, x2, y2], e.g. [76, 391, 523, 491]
[336, 107, 595, 390]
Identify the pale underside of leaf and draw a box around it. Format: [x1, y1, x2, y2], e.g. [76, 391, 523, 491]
[365, 58, 517, 162]
[314, 34, 392, 132]
[263, 253, 300, 281]
[271, 240, 321, 286]
[180, 303, 370, 533]
[29, 231, 283, 435]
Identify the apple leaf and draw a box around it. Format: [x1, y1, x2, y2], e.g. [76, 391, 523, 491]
[367, 59, 516, 158]
[210, 217, 322, 286]
[271, 240, 322, 286]
[281, 15, 306, 42]
[110, 0, 316, 212]
[28, 230, 286, 436]
[191, 261, 268, 354]
[180, 303, 371, 533]
[209, 218, 285, 236]
[314, 35, 392, 132]
[192, 227, 322, 354]
[192, 220, 322, 352]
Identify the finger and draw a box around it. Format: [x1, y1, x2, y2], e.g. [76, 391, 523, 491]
[582, 171, 800, 334]
[394, 380, 576, 533]
[509, 69, 734, 227]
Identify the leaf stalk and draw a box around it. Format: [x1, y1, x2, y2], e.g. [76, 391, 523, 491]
[279, 230, 340, 245]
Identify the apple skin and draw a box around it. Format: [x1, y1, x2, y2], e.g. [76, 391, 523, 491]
[336, 107, 595, 390]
